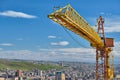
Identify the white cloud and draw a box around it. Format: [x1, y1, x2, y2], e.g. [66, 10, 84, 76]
[0, 10, 37, 19]
[0, 50, 34, 60]
[87, 15, 120, 33]
[105, 26, 120, 33]
[59, 41, 69, 46]
[39, 46, 120, 62]
[113, 41, 120, 57]
[39, 47, 96, 61]
[48, 36, 56, 39]
[0, 48, 95, 62]
[51, 42, 58, 46]
[39, 48, 95, 57]
[51, 41, 69, 46]
[0, 46, 119, 62]
[0, 43, 14, 46]
[104, 15, 120, 32]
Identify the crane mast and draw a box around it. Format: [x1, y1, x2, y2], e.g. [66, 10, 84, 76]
[48, 4, 114, 80]
[96, 16, 114, 80]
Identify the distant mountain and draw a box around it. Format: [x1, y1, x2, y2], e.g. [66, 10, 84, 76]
[0, 59, 62, 71]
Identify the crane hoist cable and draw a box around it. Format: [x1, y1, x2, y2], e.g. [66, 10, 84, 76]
[62, 26, 88, 48]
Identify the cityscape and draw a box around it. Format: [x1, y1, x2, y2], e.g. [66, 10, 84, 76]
[0, 60, 120, 80]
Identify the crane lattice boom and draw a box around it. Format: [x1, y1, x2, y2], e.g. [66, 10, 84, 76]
[48, 4, 104, 48]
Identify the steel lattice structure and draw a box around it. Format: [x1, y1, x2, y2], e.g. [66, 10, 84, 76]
[48, 4, 114, 80]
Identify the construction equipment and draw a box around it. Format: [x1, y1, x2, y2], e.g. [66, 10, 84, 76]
[48, 4, 114, 80]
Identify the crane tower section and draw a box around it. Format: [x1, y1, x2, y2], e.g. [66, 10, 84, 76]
[48, 4, 104, 48]
[96, 16, 114, 80]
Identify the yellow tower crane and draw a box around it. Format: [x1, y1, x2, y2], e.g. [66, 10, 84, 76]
[48, 4, 114, 80]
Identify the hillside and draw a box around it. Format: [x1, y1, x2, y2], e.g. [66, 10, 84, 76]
[0, 59, 62, 71]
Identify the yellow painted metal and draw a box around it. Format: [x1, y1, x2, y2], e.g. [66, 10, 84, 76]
[48, 4, 104, 48]
[106, 48, 114, 79]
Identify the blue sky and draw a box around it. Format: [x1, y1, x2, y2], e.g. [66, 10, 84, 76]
[0, 0, 119, 63]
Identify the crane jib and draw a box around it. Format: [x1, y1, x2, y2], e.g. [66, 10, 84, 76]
[48, 4, 104, 48]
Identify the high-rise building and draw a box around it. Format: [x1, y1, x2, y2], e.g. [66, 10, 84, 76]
[55, 71, 65, 80]
[16, 70, 22, 77]
[15, 70, 23, 80]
